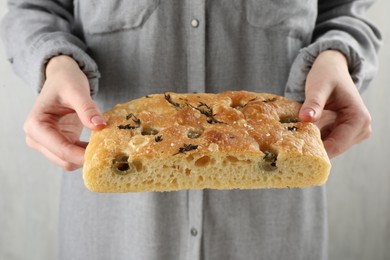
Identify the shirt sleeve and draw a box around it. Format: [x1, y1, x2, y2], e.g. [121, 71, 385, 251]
[285, 0, 382, 102]
[0, 0, 100, 94]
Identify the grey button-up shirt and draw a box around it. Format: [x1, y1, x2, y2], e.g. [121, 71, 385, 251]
[1, 0, 381, 259]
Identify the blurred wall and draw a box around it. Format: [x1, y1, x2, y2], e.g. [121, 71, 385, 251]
[327, 1, 390, 260]
[0, 1, 389, 259]
[0, 2, 61, 260]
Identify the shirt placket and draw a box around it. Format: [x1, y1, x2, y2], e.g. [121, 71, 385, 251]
[186, 188, 204, 260]
[187, 0, 206, 93]
[186, 1, 206, 260]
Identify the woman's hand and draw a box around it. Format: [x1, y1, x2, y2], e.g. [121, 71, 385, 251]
[299, 50, 372, 158]
[24, 55, 106, 171]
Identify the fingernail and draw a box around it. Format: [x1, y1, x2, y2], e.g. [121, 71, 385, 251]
[306, 108, 316, 119]
[91, 115, 106, 126]
[300, 108, 316, 122]
[302, 107, 316, 119]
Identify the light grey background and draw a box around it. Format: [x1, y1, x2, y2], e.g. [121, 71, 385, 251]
[0, 1, 389, 259]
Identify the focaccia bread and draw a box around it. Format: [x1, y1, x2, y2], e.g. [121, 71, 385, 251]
[83, 91, 331, 192]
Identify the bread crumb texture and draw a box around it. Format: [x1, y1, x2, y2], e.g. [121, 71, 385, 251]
[83, 91, 331, 192]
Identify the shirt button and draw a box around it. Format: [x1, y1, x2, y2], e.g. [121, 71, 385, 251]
[191, 19, 199, 28]
[190, 228, 198, 236]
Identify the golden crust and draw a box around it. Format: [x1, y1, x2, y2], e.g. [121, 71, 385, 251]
[83, 91, 331, 192]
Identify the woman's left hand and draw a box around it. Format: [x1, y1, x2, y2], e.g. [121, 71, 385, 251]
[299, 50, 372, 158]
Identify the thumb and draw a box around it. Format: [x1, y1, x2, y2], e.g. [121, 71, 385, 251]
[299, 81, 333, 123]
[299, 97, 324, 123]
[73, 94, 106, 130]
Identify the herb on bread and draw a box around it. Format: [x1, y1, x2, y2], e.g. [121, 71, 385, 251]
[155, 135, 163, 142]
[174, 144, 199, 155]
[164, 93, 181, 108]
[118, 114, 141, 130]
[189, 102, 224, 124]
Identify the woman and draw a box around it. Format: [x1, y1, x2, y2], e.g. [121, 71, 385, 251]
[1, 1, 381, 259]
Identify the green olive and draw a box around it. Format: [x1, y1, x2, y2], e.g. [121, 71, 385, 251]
[262, 150, 278, 171]
[187, 132, 202, 139]
[141, 128, 159, 135]
[112, 155, 133, 175]
[280, 118, 299, 123]
[287, 126, 298, 131]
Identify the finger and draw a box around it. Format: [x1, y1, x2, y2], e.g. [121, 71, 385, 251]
[320, 123, 334, 140]
[25, 120, 86, 166]
[316, 110, 337, 140]
[26, 136, 82, 171]
[75, 141, 89, 149]
[322, 124, 356, 158]
[322, 119, 371, 158]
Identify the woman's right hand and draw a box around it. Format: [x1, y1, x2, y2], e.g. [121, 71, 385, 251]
[23, 55, 106, 171]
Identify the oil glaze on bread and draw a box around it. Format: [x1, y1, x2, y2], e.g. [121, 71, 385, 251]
[83, 91, 331, 192]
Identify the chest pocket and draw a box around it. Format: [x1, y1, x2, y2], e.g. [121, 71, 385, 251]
[232, 0, 315, 34]
[79, 0, 160, 34]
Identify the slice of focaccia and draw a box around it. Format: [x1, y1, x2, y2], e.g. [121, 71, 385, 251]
[83, 91, 331, 192]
